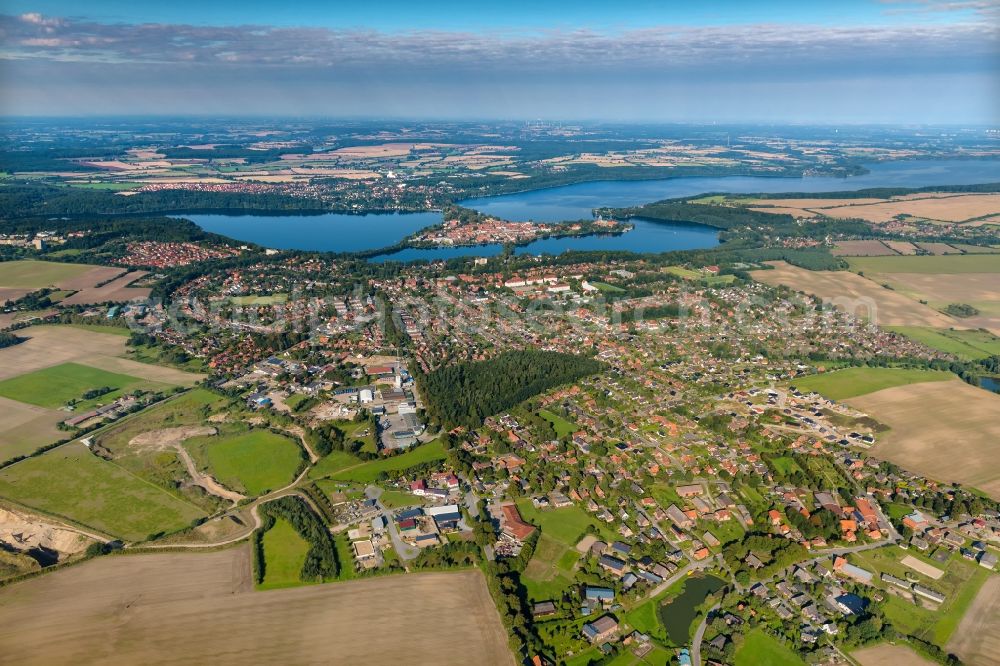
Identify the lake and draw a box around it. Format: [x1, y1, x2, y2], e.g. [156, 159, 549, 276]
[980, 376, 1000, 393]
[185, 159, 1000, 259]
[657, 574, 726, 645]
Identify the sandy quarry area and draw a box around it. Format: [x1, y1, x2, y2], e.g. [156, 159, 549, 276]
[848, 380, 1000, 500]
[0, 505, 94, 559]
[0, 547, 514, 666]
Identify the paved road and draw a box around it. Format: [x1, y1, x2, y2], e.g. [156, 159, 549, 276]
[690, 602, 721, 666]
[365, 486, 419, 561]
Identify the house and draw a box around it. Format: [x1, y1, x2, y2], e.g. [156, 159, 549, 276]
[501, 503, 536, 540]
[832, 556, 873, 585]
[410, 479, 427, 495]
[903, 510, 930, 531]
[676, 484, 703, 497]
[585, 586, 615, 604]
[582, 615, 619, 644]
[352, 540, 376, 561]
[533, 601, 558, 618]
[425, 504, 463, 530]
[709, 635, 728, 651]
[979, 551, 998, 570]
[599, 554, 627, 574]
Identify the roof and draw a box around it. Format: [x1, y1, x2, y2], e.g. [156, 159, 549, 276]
[501, 503, 536, 540]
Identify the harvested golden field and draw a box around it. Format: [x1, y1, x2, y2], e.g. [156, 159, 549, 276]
[819, 193, 1000, 224]
[853, 643, 937, 666]
[947, 574, 1000, 666]
[883, 240, 918, 255]
[0, 325, 201, 385]
[0, 547, 514, 666]
[0, 396, 64, 460]
[750, 262, 957, 328]
[847, 380, 1000, 499]
[59, 271, 151, 305]
[832, 240, 896, 256]
[748, 206, 818, 218]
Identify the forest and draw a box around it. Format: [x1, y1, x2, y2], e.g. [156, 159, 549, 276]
[419, 350, 604, 428]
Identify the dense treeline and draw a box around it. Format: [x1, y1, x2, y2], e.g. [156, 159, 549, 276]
[419, 350, 604, 428]
[605, 201, 798, 231]
[0, 183, 324, 218]
[257, 496, 339, 582]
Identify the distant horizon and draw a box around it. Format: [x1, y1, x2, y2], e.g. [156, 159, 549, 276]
[1, 1, 997, 123]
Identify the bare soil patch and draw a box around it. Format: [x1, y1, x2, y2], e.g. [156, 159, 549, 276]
[848, 380, 1000, 499]
[853, 643, 937, 666]
[129, 426, 245, 504]
[900, 555, 944, 579]
[947, 574, 1000, 666]
[820, 193, 1000, 224]
[0, 548, 514, 666]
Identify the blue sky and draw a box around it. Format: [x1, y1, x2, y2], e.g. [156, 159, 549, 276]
[0, 1, 997, 122]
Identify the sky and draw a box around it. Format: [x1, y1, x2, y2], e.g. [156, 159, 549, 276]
[0, 0, 997, 123]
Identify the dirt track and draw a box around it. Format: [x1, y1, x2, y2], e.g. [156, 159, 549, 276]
[0, 547, 515, 666]
[129, 427, 245, 504]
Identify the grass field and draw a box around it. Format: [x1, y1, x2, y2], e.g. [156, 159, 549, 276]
[62, 323, 132, 337]
[192, 430, 302, 496]
[324, 438, 446, 483]
[515, 500, 613, 546]
[0, 548, 514, 665]
[887, 326, 1000, 359]
[790, 367, 953, 400]
[848, 254, 1000, 274]
[259, 517, 310, 590]
[733, 629, 805, 666]
[0, 362, 168, 409]
[853, 545, 991, 647]
[539, 409, 578, 437]
[588, 281, 626, 293]
[0, 442, 205, 541]
[0, 260, 97, 288]
[663, 265, 702, 279]
[96, 388, 230, 452]
[848, 380, 1000, 499]
[309, 450, 364, 479]
[522, 533, 580, 601]
[230, 294, 288, 305]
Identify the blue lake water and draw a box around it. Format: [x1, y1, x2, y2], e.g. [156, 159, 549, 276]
[185, 159, 1000, 260]
[981, 376, 1000, 393]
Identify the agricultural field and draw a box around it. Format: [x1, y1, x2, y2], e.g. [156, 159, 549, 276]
[322, 438, 446, 483]
[848, 380, 1000, 499]
[847, 254, 1000, 334]
[733, 628, 805, 666]
[789, 367, 953, 400]
[750, 262, 957, 328]
[886, 326, 1000, 359]
[0, 442, 205, 541]
[0, 260, 146, 306]
[748, 192, 1000, 226]
[947, 575, 1000, 666]
[852, 644, 937, 666]
[0, 327, 204, 462]
[258, 518, 310, 590]
[0, 362, 170, 409]
[0, 548, 514, 665]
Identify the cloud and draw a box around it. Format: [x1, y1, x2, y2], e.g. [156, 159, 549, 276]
[0, 12, 995, 74]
